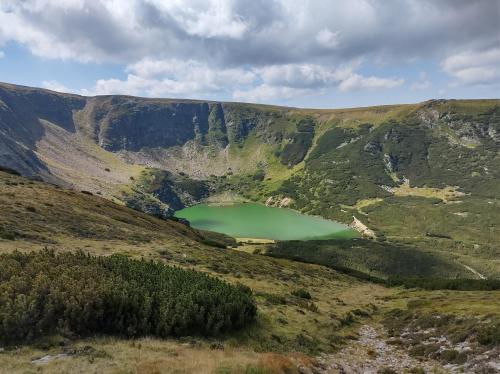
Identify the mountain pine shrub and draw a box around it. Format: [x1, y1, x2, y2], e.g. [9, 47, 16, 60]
[0, 249, 256, 344]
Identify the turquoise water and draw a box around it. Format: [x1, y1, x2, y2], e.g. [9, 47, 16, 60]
[175, 203, 356, 241]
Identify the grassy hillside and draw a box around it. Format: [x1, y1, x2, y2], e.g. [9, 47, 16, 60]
[0, 171, 498, 373]
[0, 169, 218, 247]
[0, 170, 396, 372]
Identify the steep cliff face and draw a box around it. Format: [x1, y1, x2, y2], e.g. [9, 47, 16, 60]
[90, 98, 211, 151]
[0, 84, 85, 179]
[0, 83, 296, 184]
[73, 96, 280, 153]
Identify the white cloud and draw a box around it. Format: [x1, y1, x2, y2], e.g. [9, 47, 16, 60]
[256, 63, 403, 92]
[0, 50, 4, 58]
[441, 48, 500, 86]
[338, 74, 404, 91]
[233, 84, 313, 102]
[233, 63, 403, 101]
[128, 58, 256, 85]
[146, 0, 249, 39]
[1, 1, 496, 104]
[41, 80, 72, 93]
[316, 28, 341, 49]
[257, 63, 343, 88]
[411, 72, 432, 91]
[80, 59, 402, 101]
[0, 0, 497, 66]
[82, 58, 257, 98]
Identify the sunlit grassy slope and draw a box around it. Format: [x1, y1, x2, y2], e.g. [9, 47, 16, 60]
[0, 170, 391, 371]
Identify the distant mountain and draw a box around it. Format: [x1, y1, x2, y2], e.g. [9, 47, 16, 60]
[1, 82, 498, 202]
[0, 82, 499, 277]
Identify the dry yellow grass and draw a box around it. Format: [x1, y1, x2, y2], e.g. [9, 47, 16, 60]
[236, 238, 275, 244]
[391, 180, 465, 202]
[0, 170, 394, 373]
[0, 338, 270, 374]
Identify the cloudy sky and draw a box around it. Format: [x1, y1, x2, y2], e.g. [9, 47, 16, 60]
[0, 0, 499, 108]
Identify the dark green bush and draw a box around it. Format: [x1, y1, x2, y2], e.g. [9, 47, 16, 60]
[252, 169, 265, 181]
[0, 226, 17, 240]
[477, 322, 500, 345]
[0, 250, 256, 344]
[291, 288, 312, 299]
[386, 277, 500, 290]
[440, 349, 467, 364]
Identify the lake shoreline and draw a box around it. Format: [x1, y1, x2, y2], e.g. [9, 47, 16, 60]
[175, 202, 357, 241]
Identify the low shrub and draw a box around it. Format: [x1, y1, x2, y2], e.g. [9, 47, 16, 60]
[386, 277, 500, 290]
[291, 288, 312, 299]
[0, 226, 17, 240]
[0, 249, 257, 344]
[255, 292, 287, 305]
[477, 322, 500, 345]
[440, 349, 467, 365]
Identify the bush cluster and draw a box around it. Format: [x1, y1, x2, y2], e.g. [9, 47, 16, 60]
[0, 250, 256, 344]
[291, 288, 312, 299]
[268, 239, 465, 280]
[386, 277, 500, 290]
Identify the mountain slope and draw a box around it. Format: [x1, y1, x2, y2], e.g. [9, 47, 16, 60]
[1, 83, 498, 204]
[0, 169, 397, 369]
[0, 169, 233, 248]
[0, 82, 499, 278]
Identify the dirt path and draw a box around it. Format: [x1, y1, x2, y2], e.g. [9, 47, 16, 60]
[462, 264, 487, 279]
[316, 325, 448, 373]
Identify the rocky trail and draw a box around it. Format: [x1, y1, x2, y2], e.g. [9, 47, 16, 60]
[316, 325, 447, 374]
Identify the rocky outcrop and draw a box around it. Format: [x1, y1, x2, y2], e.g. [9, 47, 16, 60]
[417, 101, 500, 148]
[383, 153, 398, 173]
[350, 216, 376, 238]
[265, 195, 293, 208]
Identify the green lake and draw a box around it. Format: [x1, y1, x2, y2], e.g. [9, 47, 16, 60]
[174, 203, 357, 241]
